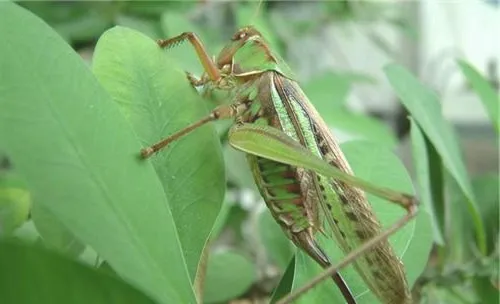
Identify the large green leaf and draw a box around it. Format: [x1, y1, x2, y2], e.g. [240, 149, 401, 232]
[91, 27, 225, 281]
[457, 60, 499, 134]
[203, 250, 256, 303]
[0, 3, 194, 303]
[291, 142, 432, 304]
[31, 202, 85, 257]
[384, 63, 486, 254]
[0, 240, 155, 304]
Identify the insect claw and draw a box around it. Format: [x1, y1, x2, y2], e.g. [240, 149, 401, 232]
[140, 147, 155, 158]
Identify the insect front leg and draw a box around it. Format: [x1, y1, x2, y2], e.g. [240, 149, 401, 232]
[157, 32, 221, 82]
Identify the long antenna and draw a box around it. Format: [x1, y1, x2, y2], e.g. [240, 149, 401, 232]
[249, 0, 264, 25]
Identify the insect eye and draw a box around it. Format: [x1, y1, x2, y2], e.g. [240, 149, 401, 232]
[232, 30, 247, 41]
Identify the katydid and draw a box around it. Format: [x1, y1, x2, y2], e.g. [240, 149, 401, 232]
[141, 26, 418, 304]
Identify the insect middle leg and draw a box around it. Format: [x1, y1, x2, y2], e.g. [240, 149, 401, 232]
[141, 100, 251, 158]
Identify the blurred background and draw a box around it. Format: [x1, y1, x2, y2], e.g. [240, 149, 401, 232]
[8, 1, 499, 303]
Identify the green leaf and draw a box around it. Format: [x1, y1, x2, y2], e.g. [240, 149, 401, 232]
[12, 221, 40, 244]
[410, 119, 445, 244]
[342, 142, 432, 288]
[207, 197, 232, 241]
[31, 203, 85, 257]
[303, 72, 395, 147]
[303, 71, 376, 110]
[327, 109, 397, 148]
[224, 145, 258, 191]
[19, 2, 111, 44]
[473, 274, 499, 304]
[292, 142, 432, 303]
[91, 26, 225, 281]
[0, 3, 194, 303]
[0, 173, 31, 235]
[448, 174, 499, 259]
[203, 250, 256, 303]
[303, 72, 352, 109]
[54, 11, 111, 44]
[259, 211, 294, 271]
[270, 258, 295, 303]
[457, 60, 499, 134]
[0, 240, 155, 304]
[471, 175, 499, 254]
[384, 63, 486, 254]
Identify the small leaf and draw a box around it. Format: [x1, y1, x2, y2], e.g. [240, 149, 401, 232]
[0, 173, 31, 235]
[457, 60, 499, 134]
[472, 275, 499, 304]
[203, 250, 256, 303]
[410, 119, 445, 244]
[270, 258, 295, 303]
[303, 72, 352, 109]
[327, 109, 397, 148]
[0, 240, 155, 304]
[448, 174, 499, 258]
[384, 63, 486, 254]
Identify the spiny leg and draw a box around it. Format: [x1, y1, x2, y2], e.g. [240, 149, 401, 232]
[157, 32, 220, 82]
[277, 199, 418, 304]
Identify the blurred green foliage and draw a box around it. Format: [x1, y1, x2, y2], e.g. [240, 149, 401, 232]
[1, 1, 498, 303]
